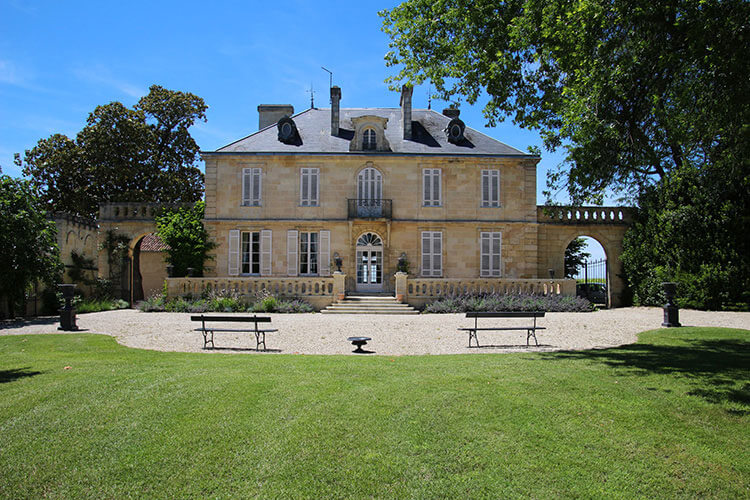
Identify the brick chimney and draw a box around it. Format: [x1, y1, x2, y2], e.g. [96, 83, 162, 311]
[257, 104, 294, 130]
[400, 84, 413, 140]
[330, 86, 341, 136]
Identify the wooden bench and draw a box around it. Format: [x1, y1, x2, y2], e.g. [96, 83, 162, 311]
[191, 315, 277, 351]
[458, 311, 546, 348]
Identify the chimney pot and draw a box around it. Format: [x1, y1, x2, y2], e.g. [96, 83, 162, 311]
[330, 86, 341, 136]
[258, 104, 294, 130]
[400, 84, 413, 140]
[442, 107, 460, 119]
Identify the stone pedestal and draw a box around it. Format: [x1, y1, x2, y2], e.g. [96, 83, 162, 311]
[57, 284, 79, 331]
[661, 282, 681, 327]
[333, 271, 346, 301]
[394, 272, 408, 303]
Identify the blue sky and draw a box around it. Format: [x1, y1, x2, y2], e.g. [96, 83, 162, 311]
[0, 0, 606, 258]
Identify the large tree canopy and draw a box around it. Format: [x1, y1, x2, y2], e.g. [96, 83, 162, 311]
[18, 85, 207, 218]
[381, 0, 750, 203]
[0, 175, 62, 318]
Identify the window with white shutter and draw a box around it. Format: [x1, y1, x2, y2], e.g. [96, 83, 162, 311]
[260, 229, 272, 276]
[300, 168, 319, 206]
[319, 230, 330, 276]
[241, 231, 260, 275]
[228, 230, 240, 276]
[481, 170, 500, 207]
[421, 231, 443, 277]
[299, 232, 319, 275]
[422, 168, 441, 206]
[242, 168, 262, 206]
[287, 230, 298, 276]
[480, 232, 502, 277]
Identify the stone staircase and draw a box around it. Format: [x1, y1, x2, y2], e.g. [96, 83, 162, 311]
[320, 295, 419, 314]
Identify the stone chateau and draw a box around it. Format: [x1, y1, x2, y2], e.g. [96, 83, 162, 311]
[69, 85, 631, 312]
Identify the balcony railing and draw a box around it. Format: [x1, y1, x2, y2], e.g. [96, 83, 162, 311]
[347, 199, 392, 219]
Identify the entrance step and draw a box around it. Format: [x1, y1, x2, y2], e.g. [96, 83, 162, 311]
[321, 295, 419, 314]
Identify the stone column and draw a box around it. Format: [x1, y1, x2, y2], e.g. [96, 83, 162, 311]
[333, 271, 346, 301]
[394, 272, 408, 303]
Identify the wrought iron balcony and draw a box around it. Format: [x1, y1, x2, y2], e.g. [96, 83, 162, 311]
[347, 199, 392, 219]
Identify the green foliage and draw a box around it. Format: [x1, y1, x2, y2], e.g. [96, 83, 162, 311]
[0, 175, 63, 317]
[136, 289, 313, 314]
[16, 85, 206, 218]
[76, 298, 129, 314]
[155, 201, 215, 277]
[564, 237, 591, 279]
[1, 328, 747, 497]
[381, 0, 750, 204]
[622, 162, 750, 310]
[424, 293, 594, 313]
[68, 250, 96, 285]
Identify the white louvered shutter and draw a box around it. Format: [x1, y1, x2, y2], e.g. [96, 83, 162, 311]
[287, 230, 298, 276]
[480, 232, 502, 277]
[260, 229, 272, 276]
[228, 230, 240, 276]
[319, 230, 330, 276]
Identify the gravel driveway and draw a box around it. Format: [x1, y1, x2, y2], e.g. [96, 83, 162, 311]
[1, 307, 748, 355]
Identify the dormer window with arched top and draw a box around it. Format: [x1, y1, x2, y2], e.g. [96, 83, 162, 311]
[363, 128, 377, 150]
[350, 115, 390, 152]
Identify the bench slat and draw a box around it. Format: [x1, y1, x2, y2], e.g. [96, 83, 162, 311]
[190, 315, 272, 323]
[458, 327, 546, 331]
[465, 311, 545, 318]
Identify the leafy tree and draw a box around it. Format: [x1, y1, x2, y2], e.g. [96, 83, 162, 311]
[381, 0, 750, 203]
[621, 161, 750, 310]
[155, 201, 215, 278]
[0, 175, 63, 318]
[18, 85, 207, 218]
[564, 237, 591, 279]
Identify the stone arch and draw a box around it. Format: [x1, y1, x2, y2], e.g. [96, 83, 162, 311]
[128, 232, 168, 303]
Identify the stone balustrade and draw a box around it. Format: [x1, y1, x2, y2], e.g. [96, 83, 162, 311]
[406, 277, 575, 301]
[537, 206, 633, 224]
[99, 202, 194, 221]
[167, 277, 335, 298]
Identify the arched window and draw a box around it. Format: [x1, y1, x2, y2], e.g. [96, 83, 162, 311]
[363, 128, 376, 150]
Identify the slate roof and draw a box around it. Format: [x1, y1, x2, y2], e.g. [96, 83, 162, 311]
[209, 108, 531, 157]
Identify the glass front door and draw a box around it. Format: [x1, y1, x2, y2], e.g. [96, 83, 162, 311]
[355, 233, 383, 292]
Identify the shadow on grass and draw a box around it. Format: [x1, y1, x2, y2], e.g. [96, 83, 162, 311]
[542, 338, 750, 415]
[0, 367, 44, 384]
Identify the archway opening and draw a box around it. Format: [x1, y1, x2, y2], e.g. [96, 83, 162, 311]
[565, 236, 608, 306]
[130, 233, 169, 303]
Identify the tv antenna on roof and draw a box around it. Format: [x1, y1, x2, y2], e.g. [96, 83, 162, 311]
[307, 83, 315, 109]
[321, 66, 333, 103]
[427, 84, 432, 110]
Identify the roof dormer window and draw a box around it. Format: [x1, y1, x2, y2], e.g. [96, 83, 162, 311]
[363, 128, 377, 150]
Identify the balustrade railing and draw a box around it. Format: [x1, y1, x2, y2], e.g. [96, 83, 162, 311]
[167, 277, 335, 298]
[347, 199, 392, 219]
[99, 202, 194, 221]
[537, 206, 633, 224]
[406, 278, 573, 298]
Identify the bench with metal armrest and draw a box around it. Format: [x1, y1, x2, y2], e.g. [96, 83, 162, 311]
[458, 311, 546, 347]
[191, 315, 277, 351]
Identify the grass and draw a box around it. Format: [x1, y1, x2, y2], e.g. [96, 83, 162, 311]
[1, 327, 748, 498]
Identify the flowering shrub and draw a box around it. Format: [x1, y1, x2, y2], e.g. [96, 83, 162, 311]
[423, 293, 594, 313]
[137, 289, 314, 313]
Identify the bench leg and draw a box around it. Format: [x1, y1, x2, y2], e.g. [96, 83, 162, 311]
[527, 329, 539, 347]
[203, 330, 214, 349]
[468, 330, 479, 348]
[255, 331, 266, 351]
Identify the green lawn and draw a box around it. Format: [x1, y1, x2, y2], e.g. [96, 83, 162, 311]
[1, 327, 748, 499]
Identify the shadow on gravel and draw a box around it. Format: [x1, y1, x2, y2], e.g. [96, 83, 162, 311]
[0, 317, 59, 330]
[540, 337, 750, 415]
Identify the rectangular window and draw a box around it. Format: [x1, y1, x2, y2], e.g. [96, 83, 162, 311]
[300, 168, 319, 206]
[421, 231, 443, 277]
[242, 168, 262, 206]
[481, 170, 500, 207]
[422, 168, 441, 206]
[241, 232, 261, 275]
[480, 232, 502, 277]
[299, 232, 319, 275]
